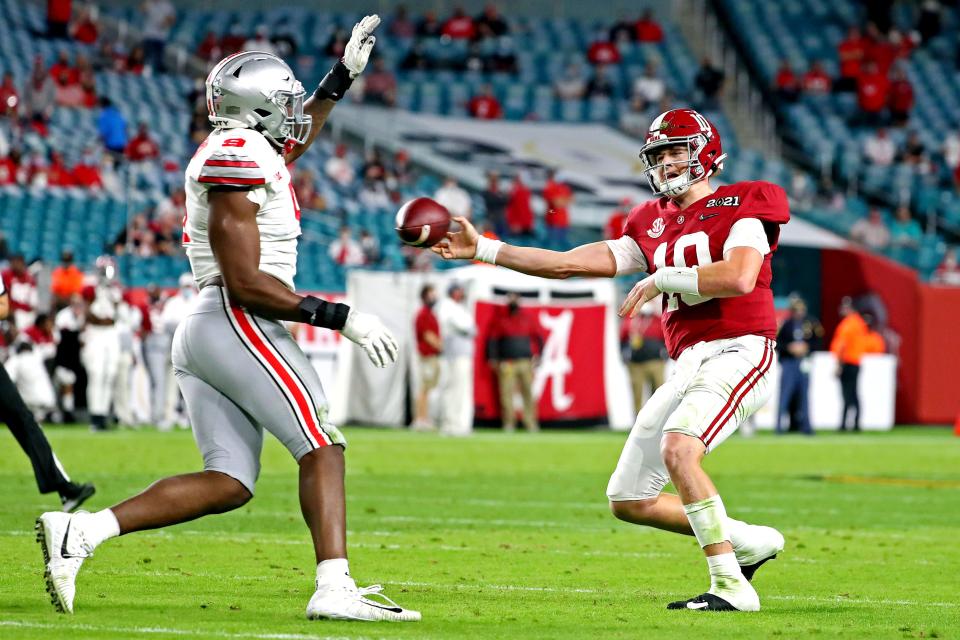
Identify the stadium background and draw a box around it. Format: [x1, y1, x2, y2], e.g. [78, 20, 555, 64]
[0, 0, 959, 430]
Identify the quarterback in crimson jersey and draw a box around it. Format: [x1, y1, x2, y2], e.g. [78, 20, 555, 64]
[435, 108, 787, 612]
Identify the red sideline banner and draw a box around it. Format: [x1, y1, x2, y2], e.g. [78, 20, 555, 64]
[473, 301, 607, 423]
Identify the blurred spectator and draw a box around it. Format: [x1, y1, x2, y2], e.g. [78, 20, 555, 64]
[543, 169, 572, 247]
[46, 152, 74, 187]
[0, 73, 19, 118]
[790, 169, 815, 209]
[438, 282, 476, 436]
[620, 304, 666, 413]
[50, 249, 83, 309]
[416, 10, 442, 38]
[476, 4, 508, 38]
[836, 26, 866, 92]
[435, 176, 472, 220]
[125, 45, 147, 74]
[3, 255, 39, 330]
[863, 127, 895, 166]
[506, 173, 533, 236]
[391, 149, 415, 186]
[554, 64, 586, 101]
[126, 122, 160, 162]
[270, 18, 299, 58]
[220, 22, 247, 56]
[889, 206, 921, 249]
[605, 199, 631, 239]
[329, 226, 364, 266]
[486, 292, 541, 433]
[53, 67, 84, 107]
[76, 54, 97, 107]
[864, 23, 897, 76]
[387, 5, 416, 39]
[774, 295, 822, 435]
[899, 131, 927, 168]
[931, 248, 960, 286]
[635, 9, 664, 43]
[141, 0, 176, 72]
[70, 5, 98, 44]
[358, 229, 380, 265]
[324, 143, 355, 187]
[93, 40, 120, 72]
[942, 128, 960, 171]
[633, 62, 665, 107]
[619, 96, 649, 137]
[242, 25, 276, 54]
[489, 37, 518, 74]
[482, 171, 508, 236]
[693, 56, 725, 109]
[587, 32, 621, 66]
[23, 58, 56, 125]
[888, 67, 914, 127]
[363, 59, 397, 107]
[362, 150, 387, 182]
[358, 176, 391, 209]
[47, 0, 72, 39]
[6, 340, 58, 421]
[292, 170, 324, 210]
[196, 31, 221, 62]
[71, 148, 102, 189]
[585, 64, 615, 98]
[916, 0, 943, 43]
[850, 207, 891, 250]
[609, 13, 634, 43]
[467, 85, 503, 119]
[113, 212, 152, 255]
[831, 298, 885, 432]
[98, 153, 122, 194]
[443, 7, 476, 40]
[801, 60, 831, 94]
[856, 61, 889, 127]
[155, 187, 186, 221]
[774, 60, 799, 102]
[401, 41, 431, 71]
[0, 150, 17, 185]
[413, 284, 441, 430]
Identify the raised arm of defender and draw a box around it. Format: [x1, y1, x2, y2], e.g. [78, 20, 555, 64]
[432, 216, 619, 279]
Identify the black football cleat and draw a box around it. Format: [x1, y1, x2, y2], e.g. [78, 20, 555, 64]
[60, 483, 96, 513]
[741, 552, 778, 581]
[667, 593, 740, 611]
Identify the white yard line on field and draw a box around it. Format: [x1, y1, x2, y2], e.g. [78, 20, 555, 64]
[0, 620, 387, 640]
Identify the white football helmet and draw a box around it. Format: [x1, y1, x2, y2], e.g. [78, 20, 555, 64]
[205, 51, 311, 149]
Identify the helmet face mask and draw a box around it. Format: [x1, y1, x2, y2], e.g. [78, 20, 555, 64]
[638, 109, 726, 199]
[206, 51, 312, 149]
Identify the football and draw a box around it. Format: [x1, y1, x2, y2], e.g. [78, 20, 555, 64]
[395, 197, 451, 247]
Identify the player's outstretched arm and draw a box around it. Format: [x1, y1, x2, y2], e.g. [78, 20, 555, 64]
[432, 216, 618, 279]
[286, 15, 380, 164]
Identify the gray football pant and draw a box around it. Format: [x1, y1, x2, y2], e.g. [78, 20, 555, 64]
[171, 286, 345, 493]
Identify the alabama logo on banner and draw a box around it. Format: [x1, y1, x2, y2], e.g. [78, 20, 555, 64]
[473, 301, 607, 424]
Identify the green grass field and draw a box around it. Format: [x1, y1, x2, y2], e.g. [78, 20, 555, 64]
[1, 426, 958, 639]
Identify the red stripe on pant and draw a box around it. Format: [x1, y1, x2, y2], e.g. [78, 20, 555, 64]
[700, 339, 772, 446]
[230, 308, 329, 447]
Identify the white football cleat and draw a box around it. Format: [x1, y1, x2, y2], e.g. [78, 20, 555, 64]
[734, 525, 785, 581]
[306, 582, 421, 622]
[35, 511, 93, 613]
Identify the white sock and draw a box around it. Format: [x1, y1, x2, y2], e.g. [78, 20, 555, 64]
[705, 552, 744, 592]
[683, 495, 730, 549]
[316, 558, 352, 587]
[77, 509, 120, 549]
[726, 516, 750, 551]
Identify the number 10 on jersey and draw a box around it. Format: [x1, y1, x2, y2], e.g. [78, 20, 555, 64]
[652, 231, 714, 312]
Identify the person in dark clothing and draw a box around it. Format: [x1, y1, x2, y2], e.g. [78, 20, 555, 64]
[774, 296, 823, 435]
[694, 56, 725, 110]
[486, 293, 542, 432]
[481, 171, 509, 237]
[0, 278, 94, 511]
[620, 308, 667, 413]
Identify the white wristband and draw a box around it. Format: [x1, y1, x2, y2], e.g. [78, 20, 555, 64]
[474, 236, 504, 265]
[653, 266, 699, 295]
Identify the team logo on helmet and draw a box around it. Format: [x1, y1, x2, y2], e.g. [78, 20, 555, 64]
[647, 217, 666, 238]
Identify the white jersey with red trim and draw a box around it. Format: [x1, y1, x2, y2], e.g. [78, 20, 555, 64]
[184, 127, 302, 290]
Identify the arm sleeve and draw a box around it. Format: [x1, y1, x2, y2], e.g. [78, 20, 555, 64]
[723, 218, 771, 256]
[604, 235, 648, 274]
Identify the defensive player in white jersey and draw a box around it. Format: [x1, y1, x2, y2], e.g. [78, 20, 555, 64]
[36, 16, 420, 622]
[433, 108, 787, 612]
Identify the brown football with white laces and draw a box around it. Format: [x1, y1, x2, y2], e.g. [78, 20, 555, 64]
[395, 197, 451, 248]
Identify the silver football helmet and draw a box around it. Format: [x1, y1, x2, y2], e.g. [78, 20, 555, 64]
[205, 51, 311, 149]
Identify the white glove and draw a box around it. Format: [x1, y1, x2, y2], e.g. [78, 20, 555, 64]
[341, 309, 398, 368]
[342, 14, 380, 78]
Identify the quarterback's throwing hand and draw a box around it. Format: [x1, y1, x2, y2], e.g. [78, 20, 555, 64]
[343, 15, 380, 78]
[619, 275, 662, 318]
[341, 310, 399, 368]
[431, 216, 479, 260]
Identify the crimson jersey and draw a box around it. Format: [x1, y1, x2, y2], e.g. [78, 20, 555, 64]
[621, 181, 790, 358]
